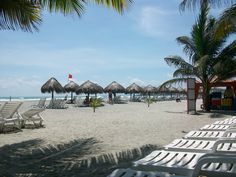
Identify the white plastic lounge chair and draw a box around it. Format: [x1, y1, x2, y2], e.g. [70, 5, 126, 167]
[47, 99, 68, 109]
[108, 168, 185, 177]
[133, 146, 236, 176]
[164, 138, 236, 153]
[213, 118, 236, 125]
[109, 152, 236, 177]
[184, 129, 236, 140]
[32, 98, 46, 108]
[0, 102, 23, 132]
[200, 124, 234, 131]
[20, 108, 45, 127]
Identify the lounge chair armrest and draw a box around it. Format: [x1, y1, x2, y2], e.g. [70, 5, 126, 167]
[192, 153, 236, 177]
[212, 138, 236, 153]
[222, 128, 236, 137]
[229, 123, 236, 128]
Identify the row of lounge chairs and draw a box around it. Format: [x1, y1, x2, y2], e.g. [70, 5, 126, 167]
[32, 98, 68, 109]
[0, 102, 44, 133]
[108, 117, 236, 177]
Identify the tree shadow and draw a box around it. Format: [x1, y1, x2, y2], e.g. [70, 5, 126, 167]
[0, 138, 161, 177]
[197, 110, 236, 118]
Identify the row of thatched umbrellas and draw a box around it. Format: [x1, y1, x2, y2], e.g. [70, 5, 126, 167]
[41, 77, 186, 100]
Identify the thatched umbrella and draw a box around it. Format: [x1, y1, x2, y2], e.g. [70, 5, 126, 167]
[126, 83, 144, 100]
[157, 85, 169, 93]
[41, 77, 65, 99]
[168, 86, 179, 98]
[179, 87, 187, 94]
[104, 81, 125, 94]
[76, 80, 103, 97]
[143, 85, 156, 107]
[126, 83, 143, 93]
[144, 85, 156, 96]
[64, 81, 79, 103]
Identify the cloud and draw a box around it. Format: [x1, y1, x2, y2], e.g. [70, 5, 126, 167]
[133, 6, 178, 38]
[0, 44, 167, 72]
[0, 76, 43, 96]
[129, 78, 145, 86]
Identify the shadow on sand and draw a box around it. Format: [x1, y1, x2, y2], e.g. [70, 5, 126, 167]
[0, 138, 161, 177]
[197, 109, 236, 118]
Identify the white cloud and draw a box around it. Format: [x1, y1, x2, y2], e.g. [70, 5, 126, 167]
[0, 44, 167, 72]
[0, 76, 43, 96]
[129, 78, 145, 86]
[133, 6, 178, 38]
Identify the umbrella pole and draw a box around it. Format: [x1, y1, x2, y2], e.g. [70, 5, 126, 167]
[148, 93, 150, 107]
[71, 92, 73, 103]
[52, 91, 54, 100]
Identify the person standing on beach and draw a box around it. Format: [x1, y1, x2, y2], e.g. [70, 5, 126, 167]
[108, 91, 113, 104]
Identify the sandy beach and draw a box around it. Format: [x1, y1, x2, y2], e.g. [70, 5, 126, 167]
[0, 99, 235, 176]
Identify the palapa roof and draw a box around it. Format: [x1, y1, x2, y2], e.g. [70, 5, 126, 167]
[143, 85, 157, 93]
[168, 86, 179, 93]
[64, 81, 79, 93]
[126, 83, 143, 93]
[41, 77, 65, 93]
[157, 85, 169, 93]
[76, 80, 103, 94]
[104, 81, 125, 93]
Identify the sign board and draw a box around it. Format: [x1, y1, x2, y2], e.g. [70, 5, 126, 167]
[187, 78, 196, 114]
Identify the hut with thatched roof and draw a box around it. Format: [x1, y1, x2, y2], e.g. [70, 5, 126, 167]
[126, 83, 144, 101]
[104, 81, 126, 104]
[64, 81, 79, 103]
[76, 80, 103, 97]
[41, 77, 65, 99]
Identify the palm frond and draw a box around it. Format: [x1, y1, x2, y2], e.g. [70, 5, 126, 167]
[173, 68, 195, 78]
[191, 1, 210, 60]
[216, 40, 236, 61]
[159, 78, 188, 90]
[176, 36, 196, 59]
[215, 4, 236, 39]
[0, 0, 41, 32]
[179, 0, 236, 11]
[94, 0, 132, 14]
[164, 55, 194, 69]
[213, 59, 236, 82]
[37, 0, 86, 16]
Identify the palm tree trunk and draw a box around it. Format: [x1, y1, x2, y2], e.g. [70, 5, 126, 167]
[203, 82, 211, 111]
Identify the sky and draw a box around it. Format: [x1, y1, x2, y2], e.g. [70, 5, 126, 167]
[0, 0, 224, 97]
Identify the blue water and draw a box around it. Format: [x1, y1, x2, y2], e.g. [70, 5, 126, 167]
[0, 93, 116, 102]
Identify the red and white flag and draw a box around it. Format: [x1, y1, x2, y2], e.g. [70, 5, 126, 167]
[68, 74, 73, 81]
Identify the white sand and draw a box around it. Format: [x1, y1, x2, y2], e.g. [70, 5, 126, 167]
[0, 100, 233, 158]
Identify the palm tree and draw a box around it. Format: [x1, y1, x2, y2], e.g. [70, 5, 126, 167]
[179, 0, 235, 11]
[0, 0, 132, 32]
[161, 1, 236, 111]
[180, 0, 236, 38]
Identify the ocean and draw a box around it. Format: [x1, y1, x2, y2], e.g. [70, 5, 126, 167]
[0, 93, 130, 102]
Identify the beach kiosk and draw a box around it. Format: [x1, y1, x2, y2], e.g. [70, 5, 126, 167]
[195, 80, 236, 110]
